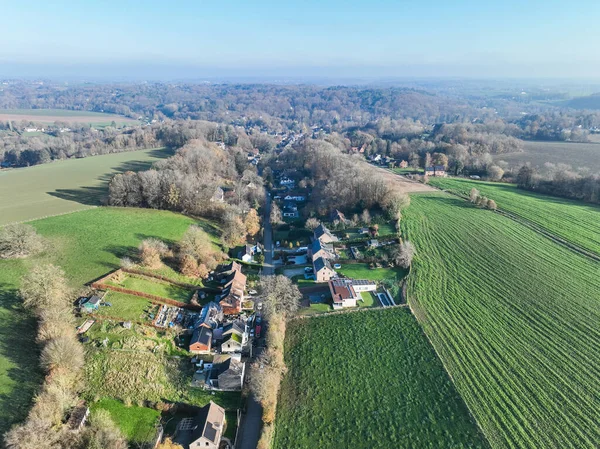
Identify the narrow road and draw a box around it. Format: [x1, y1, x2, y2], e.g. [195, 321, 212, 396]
[236, 193, 273, 449]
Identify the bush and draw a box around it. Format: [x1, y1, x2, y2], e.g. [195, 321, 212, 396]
[139, 238, 169, 269]
[40, 335, 85, 373]
[0, 223, 45, 259]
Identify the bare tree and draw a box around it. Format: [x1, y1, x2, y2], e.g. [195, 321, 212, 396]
[258, 275, 301, 318]
[270, 202, 282, 225]
[469, 188, 480, 203]
[20, 264, 70, 310]
[0, 223, 45, 259]
[391, 241, 415, 268]
[305, 217, 320, 231]
[487, 165, 505, 181]
[139, 238, 169, 269]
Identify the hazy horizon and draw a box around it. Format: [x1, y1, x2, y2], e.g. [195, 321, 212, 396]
[3, 0, 600, 81]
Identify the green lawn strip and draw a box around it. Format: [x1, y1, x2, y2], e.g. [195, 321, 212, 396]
[91, 398, 160, 444]
[273, 308, 489, 449]
[402, 192, 600, 449]
[428, 177, 600, 257]
[358, 291, 375, 308]
[93, 291, 155, 322]
[108, 274, 194, 303]
[336, 263, 406, 282]
[297, 303, 332, 316]
[224, 411, 238, 440]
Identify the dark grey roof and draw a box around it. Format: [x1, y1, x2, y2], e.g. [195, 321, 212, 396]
[314, 224, 337, 241]
[190, 326, 212, 347]
[314, 257, 333, 272]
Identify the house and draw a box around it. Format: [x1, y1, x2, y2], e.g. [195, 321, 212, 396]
[314, 257, 336, 282]
[350, 279, 377, 293]
[219, 270, 247, 315]
[80, 295, 102, 312]
[310, 239, 335, 262]
[399, 160, 408, 168]
[368, 239, 379, 248]
[219, 320, 248, 353]
[196, 302, 223, 330]
[210, 187, 225, 203]
[283, 194, 306, 202]
[238, 244, 261, 263]
[329, 279, 359, 309]
[314, 224, 338, 244]
[174, 401, 225, 449]
[189, 326, 213, 354]
[425, 166, 447, 177]
[330, 209, 347, 224]
[279, 177, 295, 187]
[207, 354, 246, 391]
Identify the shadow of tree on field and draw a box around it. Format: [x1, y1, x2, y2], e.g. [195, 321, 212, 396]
[0, 285, 43, 434]
[45, 149, 173, 208]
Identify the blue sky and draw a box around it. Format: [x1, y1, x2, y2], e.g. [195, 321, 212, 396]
[2, 0, 600, 79]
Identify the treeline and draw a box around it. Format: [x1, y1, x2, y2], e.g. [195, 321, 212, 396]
[0, 82, 489, 130]
[0, 119, 256, 168]
[274, 138, 408, 217]
[109, 138, 266, 248]
[517, 165, 600, 204]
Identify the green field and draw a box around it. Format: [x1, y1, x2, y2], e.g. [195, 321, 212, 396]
[107, 274, 195, 303]
[0, 147, 171, 225]
[337, 262, 407, 281]
[495, 140, 600, 172]
[0, 207, 200, 433]
[95, 291, 155, 322]
[274, 308, 489, 449]
[0, 108, 140, 128]
[402, 193, 600, 449]
[91, 399, 160, 444]
[428, 177, 600, 257]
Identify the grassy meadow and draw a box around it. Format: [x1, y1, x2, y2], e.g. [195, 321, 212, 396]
[0, 207, 202, 434]
[0, 108, 140, 128]
[274, 308, 489, 449]
[428, 177, 600, 256]
[0, 147, 171, 225]
[402, 193, 600, 449]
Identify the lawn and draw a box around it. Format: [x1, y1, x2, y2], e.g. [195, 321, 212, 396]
[0, 108, 140, 127]
[402, 192, 600, 449]
[273, 308, 489, 449]
[297, 303, 332, 316]
[0, 207, 210, 434]
[94, 291, 155, 322]
[0, 147, 171, 225]
[108, 274, 195, 303]
[336, 263, 407, 282]
[358, 291, 375, 307]
[428, 177, 600, 257]
[91, 399, 160, 444]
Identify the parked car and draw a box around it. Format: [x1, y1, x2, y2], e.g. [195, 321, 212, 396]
[256, 316, 262, 324]
[250, 329, 255, 338]
[304, 266, 313, 273]
[256, 302, 263, 310]
[276, 241, 281, 247]
[248, 289, 258, 295]
[255, 325, 262, 338]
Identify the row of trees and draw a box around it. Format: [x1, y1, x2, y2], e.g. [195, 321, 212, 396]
[517, 165, 600, 204]
[5, 264, 127, 449]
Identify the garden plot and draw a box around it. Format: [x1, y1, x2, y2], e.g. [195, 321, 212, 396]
[104, 272, 197, 304]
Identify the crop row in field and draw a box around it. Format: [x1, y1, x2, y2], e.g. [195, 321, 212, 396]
[402, 193, 600, 449]
[273, 308, 489, 449]
[429, 177, 600, 257]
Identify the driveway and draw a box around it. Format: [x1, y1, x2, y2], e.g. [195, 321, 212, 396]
[282, 267, 307, 278]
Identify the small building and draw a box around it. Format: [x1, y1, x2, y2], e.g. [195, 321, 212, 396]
[174, 401, 225, 449]
[189, 326, 213, 354]
[425, 166, 447, 177]
[210, 187, 225, 203]
[67, 403, 90, 431]
[220, 332, 243, 353]
[314, 224, 338, 244]
[80, 295, 102, 312]
[283, 194, 306, 202]
[219, 270, 247, 315]
[239, 244, 260, 263]
[368, 239, 379, 248]
[208, 354, 246, 391]
[314, 257, 336, 282]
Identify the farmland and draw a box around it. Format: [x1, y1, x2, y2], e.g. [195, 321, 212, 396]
[106, 273, 196, 303]
[0, 147, 171, 225]
[0, 108, 140, 127]
[402, 193, 600, 449]
[494, 140, 600, 172]
[273, 308, 489, 449]
[428, 177, 600, 257]
[0, 207, 204, 434]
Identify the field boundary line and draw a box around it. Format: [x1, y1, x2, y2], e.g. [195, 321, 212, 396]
[405, 298, 493, 449]
[3, 206, 97, 226]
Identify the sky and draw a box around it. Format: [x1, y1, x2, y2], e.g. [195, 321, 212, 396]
[2, 0, 600, 80]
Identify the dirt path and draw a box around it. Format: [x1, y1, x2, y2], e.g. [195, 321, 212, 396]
[371, 166, 437, 193]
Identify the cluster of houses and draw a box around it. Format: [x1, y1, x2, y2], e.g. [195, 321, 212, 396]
[187, 262, 251, 393]
[425, 166, 447, 177]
